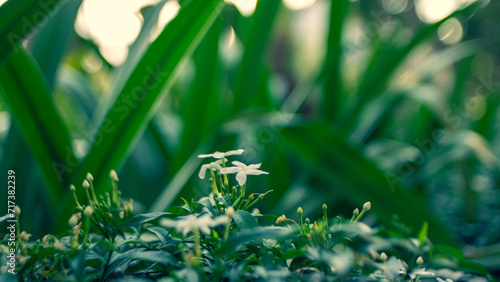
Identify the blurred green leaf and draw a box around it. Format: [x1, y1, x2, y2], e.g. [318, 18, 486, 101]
[233, 210, 259, 230]
[0, 0, 65, 64]
[233, 0, 280, 114]
[0, 49, 76, 210]
[279, 122, 455, 245]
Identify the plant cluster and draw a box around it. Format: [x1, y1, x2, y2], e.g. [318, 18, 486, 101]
[1, 150, 493, 281]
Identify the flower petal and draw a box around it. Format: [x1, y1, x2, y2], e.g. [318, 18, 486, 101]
[198, 153, 215, 159]
[220, 167, 241, 174]
[224, 149, 244, 156]
[231, 161, 248, 169]
[235, 171, 247, 186]
[247, 163, 262, 169]
[198, 164, 209, 179]
[245, 169, 268, 176]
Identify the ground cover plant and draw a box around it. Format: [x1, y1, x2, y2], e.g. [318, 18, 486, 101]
[0, 150, 494, 280]
[1, 0, 500, 280]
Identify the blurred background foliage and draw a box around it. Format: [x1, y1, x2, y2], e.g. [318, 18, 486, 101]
[0, 0, 499, 273]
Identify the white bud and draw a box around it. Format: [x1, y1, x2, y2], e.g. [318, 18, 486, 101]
[226, 206, 235, 217]
[84, 206, 93, 217]
[82, 180, 90, 189]
[68, 214, 79, 227]
[14, 206, 21, 215]
[416, 256, 424, 265]
[380, 252, 388, 262]
[363, 201, 371, 211]
[110, 170, 119, 182]
[70, 184, 76, 191]
[86, 172, 94, 182]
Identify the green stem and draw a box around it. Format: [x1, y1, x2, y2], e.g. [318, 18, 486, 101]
[194, 228, 201, 259]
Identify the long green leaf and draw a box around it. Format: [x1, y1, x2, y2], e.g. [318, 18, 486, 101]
[0, 48, 76, 208]
[321, 0, 349, 120]
[75, 0, 224, 190]
[340, 2, 480, 129]
[279, 122, 455, 245]
[0, 0, 65, 64]
[54, 0, 224, 230]
[232, 0, 280, 114]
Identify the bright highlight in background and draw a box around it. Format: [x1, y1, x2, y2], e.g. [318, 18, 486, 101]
[225, 0, 258, 17]
[0, 0, 7, 7]
[282, 0, 317, 10]
[415, 0, 474, 23]
[75, 0, 158, 66]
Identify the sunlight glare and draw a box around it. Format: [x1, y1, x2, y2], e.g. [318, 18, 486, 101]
[438, 18, 463, 45]
[282, 0, 316, 10]
[415, 0, 474, 23]
[158, 1, 181, 30]
[0, 0, 8, 7]
[225, 0, 258, 17]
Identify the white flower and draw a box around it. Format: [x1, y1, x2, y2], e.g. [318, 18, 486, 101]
[220, 161, 268, 186]
[198, 149, 244, 159]
[409, 268, 435, 279]
[161, 214, 228, 236]
[198, 159, 226, 179]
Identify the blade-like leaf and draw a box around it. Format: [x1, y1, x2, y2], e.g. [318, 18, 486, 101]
[340, 2, 481, 129]
[279, 122, 455, 245]
[0, 48, 76, 208]
[74, 0, 224, 191]
[54, 0, 224, 230]
[232, 0, 280, 114]
[321, 0, 349, 120]
[0, 0, 65, 64]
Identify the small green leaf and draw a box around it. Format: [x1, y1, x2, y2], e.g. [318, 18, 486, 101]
[233, 210, 259, 230]
[418, 221, 428, 247]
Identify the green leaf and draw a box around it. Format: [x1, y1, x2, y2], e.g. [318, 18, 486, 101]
[279, 122, 456, 246]
[115, 212, 172, 229]
[0, 0, 66, 64]
[75, 0, 224, 192]
[232, 0, 280, 114]
[233, 210, 259, 230]
[340, 2, 481, 129]
[418, 221, 428, 247]
[321, 0, 349, 120]
[53, 0, 225, 230]
[0, 48, 76, 209]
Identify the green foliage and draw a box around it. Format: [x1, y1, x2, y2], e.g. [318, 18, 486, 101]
[0, 152, 492, 281]
[0, 0, 499, 276]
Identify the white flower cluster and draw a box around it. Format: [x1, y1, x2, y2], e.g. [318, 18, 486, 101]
[198, 149, 268, 186]
[160, 214, 227, 236]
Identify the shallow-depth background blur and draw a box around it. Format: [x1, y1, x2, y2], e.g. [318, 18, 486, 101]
[0, 0, 499, 272]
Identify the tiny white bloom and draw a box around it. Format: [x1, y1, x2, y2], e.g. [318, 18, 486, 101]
[198, 149, 244, 159]
[409, 268, 435, 279]
[198, 159, 226, 179]
[161, 214, 228, 236]
[220, 161, 268, 186]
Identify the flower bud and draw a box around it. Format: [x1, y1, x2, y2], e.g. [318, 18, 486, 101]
[363, 201, 371, 211]
[353, 208, 359, 217]
[297, 207, 303, 216]
[70, 184, 76, 191]
[251, 208, 260, 215]
[82, 180, 90, 189]
[86, 172, 94, 182]
[226, 206, 235, 217]
[416, 256, 424, 265]
[68, 214, 79, 227]
[14, 206, 21, 215]
[247, 194, 254, 202]
[84, 206, 93, 217]
[380, 252, 388, 262]
[110, 170, 119, 182]
[322, 204, 327, 213]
